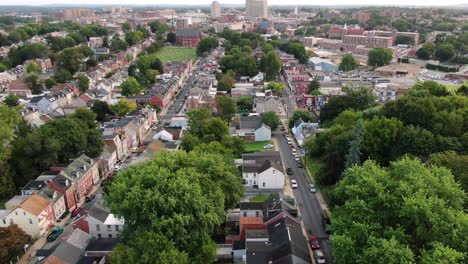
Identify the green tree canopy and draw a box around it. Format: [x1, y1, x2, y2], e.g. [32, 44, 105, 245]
[196, 37, 218, 55]
[215, 95, 236, 121]
[368, 48, 393, 68]
[3, 93, 19, 107]
[110, 99, 137, 116]
[264, 81, 284, 96]
[339, 54, 358, 71]
[121, 77, 143, 96]
[76, 74, 89, 93]
[261, 111, 280, 131]
[288, 109, 313, 128]
[105, 150, 243, 262]
[261, 51, 282, 81]
[125, 30, 144, 45]
[236, 96, 253, 112]
[331, 157, 467, 264]
[91, 100, 113, 122]
[434, 43, 455, 62]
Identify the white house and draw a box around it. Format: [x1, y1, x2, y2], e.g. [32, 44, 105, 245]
[28, 95, 59, 114]
[87, 203, 124, 239]
[231, 116, 272, 142]
[0, 194, 54, 237]
[292, 118, 319, 146]
[242, 152, 285, 189]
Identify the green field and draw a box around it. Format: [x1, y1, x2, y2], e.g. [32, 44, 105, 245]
[244, 140, 274, 153]
[155, 46, 197, 63]
[250, 194, 271, 202]
[444, 81, 467, 93]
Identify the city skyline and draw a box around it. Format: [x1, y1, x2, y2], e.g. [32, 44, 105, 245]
[0, 0, 466, 6]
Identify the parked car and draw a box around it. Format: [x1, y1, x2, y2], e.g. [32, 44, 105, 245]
[114, 164, 121, 171]
[46, 227, 64, 242]
[309, 184, 317, 193]
[71, 207, 82, 217]
[314, 250, 326, 263]
[297, 161, 304, 168]
[291, 180, 298, 189]
[286, 168, 293, 175]
[263, 144, 274, 149]
[85, 194, 96, 202]
[310, 236, 320, 249]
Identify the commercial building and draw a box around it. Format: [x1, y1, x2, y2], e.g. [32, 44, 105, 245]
[246, 0, 268, 19]
[63, 8, 94, 21]
[175, 17, 191, 30]
[211, 1, 221, 18]
[175, 29, 201, 48]
[352, 12, 371, 24]
[343, 34, 393, 48]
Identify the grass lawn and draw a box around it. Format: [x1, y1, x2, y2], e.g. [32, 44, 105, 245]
[305, 156, 322, 182]
[244, 140, 274, 153]
[444, 80, 467, 93]
[251, 194, 272, 202]
[155, 46, 197, 63]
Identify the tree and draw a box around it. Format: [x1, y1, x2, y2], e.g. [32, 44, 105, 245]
[261, 111, 280, 131]
[0, 225, 31, 262]
[339, 54, 358, 71]
[368, 48, 392, 68]
[105, 151, 243, 262]
[362, 116, 403, 165]
[122, 22, 131, 32]
[217, 74, 235, 93]
[264, 81, 284, 96]
[26, 62, 41, 74]
[55, 47, 87, 74]
[110, 99, 137, 116]
[236, 96, 253, 112]
[125, 31, 144, 46]
[110, 39, 128, 52]
[456, 85, 468, 96]
[91, 100, 113, 122]
[25, 74, 43, 94]
[0, 63, 6, 72]
[262, 51, 281, 81]
[331, 157, 467, 263]
[395, 35, 415, 45]
[320, 86, 376, 125]
[344, 119, 364, 168]
[434, 43, 455, 62]
[3, 93, 19, 107]
[52, 69, 73, 83]
[70, 107, 97, 129]
[308, 78, 320, 93]
[44, 77, 57, 89]
[166, 32, 177, 44]
[215, 96, 236, 122]
[416, 43, 435, 60]
[149, 21, 169, 34]
[288, 110, 313, 128]
[196, 37, 218, 55]
[76, 74, 89, 93]
[8, 43, 50, 66]
[121, 77, 143, 96]
[429, 151, 468, 193]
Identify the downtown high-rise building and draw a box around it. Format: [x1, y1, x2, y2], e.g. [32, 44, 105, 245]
[211, 1, 221, 18]
[246, 0, 268, 18]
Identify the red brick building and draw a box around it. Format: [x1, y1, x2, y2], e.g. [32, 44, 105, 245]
[175, 29, 201, 48]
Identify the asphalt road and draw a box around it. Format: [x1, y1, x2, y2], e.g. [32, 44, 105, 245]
[276, 133, 333, 264]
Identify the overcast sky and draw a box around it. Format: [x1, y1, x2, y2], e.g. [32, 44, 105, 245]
[0, 0, 466, 6]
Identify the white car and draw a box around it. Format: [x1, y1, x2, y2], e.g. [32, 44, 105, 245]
[291, 180, 298, 189]
[114, 164, 121, 171]
[315, 250, 326, 264]
[263, 144, 274, 149]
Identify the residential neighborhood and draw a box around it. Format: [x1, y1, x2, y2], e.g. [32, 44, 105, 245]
[0, 1, 467, 264]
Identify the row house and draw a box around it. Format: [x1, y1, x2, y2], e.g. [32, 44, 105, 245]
[303, 94, 329, 111]
[0, 71, 16, 92]
[97, 145, 118, 179]
[28, 95, 58, 114]
[283, 70, 312, 82]
[103, 129, 131, 161]
[292, 82, 309, 95]
[23, 58, 54, 73]
[48, 155, 98, 209]
[0, 194, 54, 237]
[147, 76, 180, 108]
[7, 79, 31, 97]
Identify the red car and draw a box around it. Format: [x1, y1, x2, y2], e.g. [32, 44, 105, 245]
[71, 207, 82, 217]
[310, 236, 320, 249]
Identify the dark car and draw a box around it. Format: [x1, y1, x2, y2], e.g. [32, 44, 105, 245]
[85, 194, 96, 202]
[46, 227, 64, 242]
[286, 168, 293, 175]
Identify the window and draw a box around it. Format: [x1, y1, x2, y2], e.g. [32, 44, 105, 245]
[97, 234, 102, 239]
[263, 182, 266, 187]
[255, 211, 260, 217]
[29, 218, 33, 224]
[15, 212, 18, 215]
[115, 225, 120, 231]
[23, 212, 26, 216]
[107, 225, 111, 231]
[96, 224, 101, 231]
[243, 212, 247, 217]
[108, 234, 112, 238]
[2, 219, 5, 224]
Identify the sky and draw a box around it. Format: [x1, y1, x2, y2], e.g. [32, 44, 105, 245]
[0, 0, 466, 6]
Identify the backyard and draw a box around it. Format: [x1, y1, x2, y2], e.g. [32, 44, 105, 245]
[244, 140, 274, 153]
[444, 80, 467, 93]
[155, 46, 197, 63]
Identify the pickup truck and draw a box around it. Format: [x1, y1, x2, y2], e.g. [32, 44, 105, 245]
[46, 227, 64, 242]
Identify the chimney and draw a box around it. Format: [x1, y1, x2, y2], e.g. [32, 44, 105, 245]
[82, 165, 87, 171]
[65, 180, 69, 186]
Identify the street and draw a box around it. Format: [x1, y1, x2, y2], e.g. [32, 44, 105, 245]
[276, 133, 333, 263]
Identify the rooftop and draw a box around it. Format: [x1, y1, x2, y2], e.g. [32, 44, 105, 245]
[20, 194, 50, 216]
